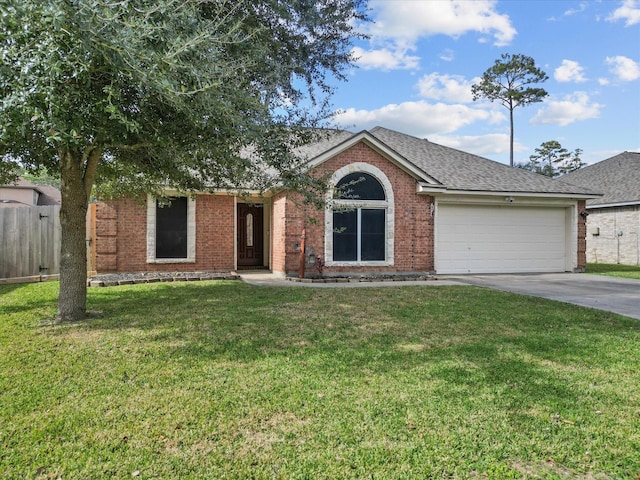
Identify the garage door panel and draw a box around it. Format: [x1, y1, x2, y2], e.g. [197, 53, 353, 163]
[436, 204, 567, 274]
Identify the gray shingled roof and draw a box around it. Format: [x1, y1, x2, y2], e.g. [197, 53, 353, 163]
[560, 151, 640, 206]
[304, 126, 598, 196]
[297, 129, 354, 159]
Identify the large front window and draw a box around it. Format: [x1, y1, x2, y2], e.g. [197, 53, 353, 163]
[333, 208, 386, 261]
[156, 197, 188, 258]
[326, 166, 394, 265]
[147, 194, 196, 263]
[333, 172, 386, 261]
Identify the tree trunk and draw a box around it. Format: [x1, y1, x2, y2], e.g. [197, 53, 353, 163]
[57, 147, 100, 322]
[509, 105, 514, 167]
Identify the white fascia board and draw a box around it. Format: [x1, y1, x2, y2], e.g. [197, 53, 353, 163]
[587, 200, 640, 209]
[417, 184, 600, 201]
[307, 131, 442, 186]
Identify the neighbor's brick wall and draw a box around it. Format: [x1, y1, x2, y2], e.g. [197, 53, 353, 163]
[280, 141, 435, 277]
[585, 205, 640, 265]
[95, 194, 235, 273]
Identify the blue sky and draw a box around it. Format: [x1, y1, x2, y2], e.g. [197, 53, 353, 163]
[329, 0, 640, 165]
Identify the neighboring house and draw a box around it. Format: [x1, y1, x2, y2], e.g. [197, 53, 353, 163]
[0, 178, 61, 208]
[562, 152, 640, 265]
[93, 127, 598, 277]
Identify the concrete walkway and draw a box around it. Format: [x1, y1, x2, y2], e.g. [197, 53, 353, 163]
[237, 271, 462, 288]
[239, 271, 640, 320]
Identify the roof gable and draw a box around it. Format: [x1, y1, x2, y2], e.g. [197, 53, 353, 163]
[302, 129, 442, 186]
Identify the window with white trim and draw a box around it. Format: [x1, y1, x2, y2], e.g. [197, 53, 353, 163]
[326, 164, 394, 266]
[147, 194, 196, 263]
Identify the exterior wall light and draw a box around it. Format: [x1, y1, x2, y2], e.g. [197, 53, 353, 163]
[308, 249, 316, 265]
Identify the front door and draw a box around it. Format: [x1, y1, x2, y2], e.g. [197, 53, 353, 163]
[237, 203, 264, 268]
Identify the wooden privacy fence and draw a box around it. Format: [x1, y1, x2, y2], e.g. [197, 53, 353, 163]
[0, 206, 61, 282]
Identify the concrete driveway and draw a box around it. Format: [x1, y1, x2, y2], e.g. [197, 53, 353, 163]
[450, 273, 640, 320]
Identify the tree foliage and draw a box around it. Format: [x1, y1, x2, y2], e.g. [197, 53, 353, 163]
[471, 53, 548, 167]
[517, 140, 585, 178]
[0, 0, 367, 321]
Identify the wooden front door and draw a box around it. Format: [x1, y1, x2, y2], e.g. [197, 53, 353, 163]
[237, 203, 264, 268]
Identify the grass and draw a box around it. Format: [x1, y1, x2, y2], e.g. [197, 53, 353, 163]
[1, 280, 639, 479]
[586, 263, 640, 280]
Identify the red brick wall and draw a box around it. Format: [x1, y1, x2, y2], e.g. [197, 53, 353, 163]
[270, 193, 287, 273]
[95, 194, 235, 273]
[280, 141, 435, 276]
[577, 199, 587, 270]
[95, 202, 118, 272]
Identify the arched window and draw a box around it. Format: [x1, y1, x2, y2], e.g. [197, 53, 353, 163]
[326, 164, 394, 265]
[335, 172, 385, 201]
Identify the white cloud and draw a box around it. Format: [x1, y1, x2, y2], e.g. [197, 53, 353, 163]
[607, 0, 640, 26]
[554, 60, 587, 83]
[368, 0, 516, 46]
[606, 55, 640, 81]
[531, 92, 603, 126]
[564, 2, 588, 16]
[354, 0, 516, 71]
[335, 101, 499, 138]
[416, 73, 480, 103]
[429, 133, 526, 157]
[351, 46, 420, 71]
[598, 78, 611, 86]
[439, 49, 455, 62]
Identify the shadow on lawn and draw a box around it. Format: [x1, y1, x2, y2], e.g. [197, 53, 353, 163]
[78, 282, 639, 359]
[79, 280, 635, 360]
[41, 281, 639, 418]
[0, 282, 58, 316]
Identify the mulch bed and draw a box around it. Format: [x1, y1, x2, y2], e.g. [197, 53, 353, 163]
[287, 273, 436, 283]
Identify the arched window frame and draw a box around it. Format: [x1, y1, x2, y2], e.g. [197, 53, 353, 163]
[325, 163, 394, 266]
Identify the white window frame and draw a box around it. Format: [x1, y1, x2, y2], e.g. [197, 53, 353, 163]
[147, 193, 196, 263]
[325, 163, 394, 266]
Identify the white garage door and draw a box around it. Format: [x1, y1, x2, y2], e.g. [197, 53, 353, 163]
[435, 204, 568, 274]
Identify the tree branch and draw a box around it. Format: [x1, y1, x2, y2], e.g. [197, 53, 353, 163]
[83, 147, 102, 203]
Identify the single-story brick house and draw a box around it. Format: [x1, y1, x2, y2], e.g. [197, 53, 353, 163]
[93, 127, 599, 277]
[561, 151, 640, 265]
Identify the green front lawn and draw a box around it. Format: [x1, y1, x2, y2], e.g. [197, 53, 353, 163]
[1, 281, 639, 479]
[586, 263, 640, 280]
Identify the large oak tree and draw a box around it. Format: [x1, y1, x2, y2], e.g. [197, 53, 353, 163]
[0, 0, 367, 321]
